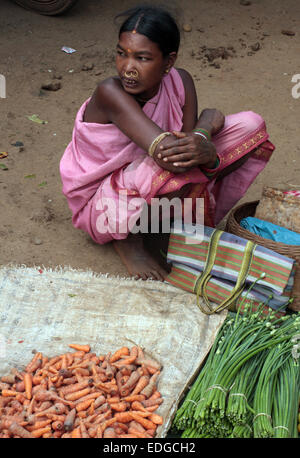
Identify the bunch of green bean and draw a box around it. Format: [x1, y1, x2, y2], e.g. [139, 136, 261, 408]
[172, 302, 300, 438]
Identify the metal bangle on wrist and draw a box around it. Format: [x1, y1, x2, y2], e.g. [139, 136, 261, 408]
[148, 132, 172, 157]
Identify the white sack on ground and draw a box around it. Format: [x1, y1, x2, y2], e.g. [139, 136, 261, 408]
[0, 265, 226, 437]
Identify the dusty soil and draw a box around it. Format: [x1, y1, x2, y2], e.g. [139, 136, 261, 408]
[0, 0, 299, 277]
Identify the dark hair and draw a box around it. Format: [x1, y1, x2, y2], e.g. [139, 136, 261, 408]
[115, 5, 180, 57]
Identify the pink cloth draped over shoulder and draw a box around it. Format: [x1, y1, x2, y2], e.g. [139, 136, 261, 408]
[60, 68, 274, 244]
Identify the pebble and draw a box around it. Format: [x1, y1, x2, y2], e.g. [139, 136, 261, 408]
[183, 23, 192, 32]
[82, 62, 94, 71]
[41, 81, 62, 91]
[240, 0, 252, 5]
[11, 141, 24, 147]
[251, 42, 261, 51]
[281, 30, 295, 36]
[33, 237, 43, 245]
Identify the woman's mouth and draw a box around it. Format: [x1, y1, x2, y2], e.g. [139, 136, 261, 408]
[122, 77, 139, 88]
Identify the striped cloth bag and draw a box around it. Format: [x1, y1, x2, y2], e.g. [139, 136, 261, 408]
[165, 224, 296, 315]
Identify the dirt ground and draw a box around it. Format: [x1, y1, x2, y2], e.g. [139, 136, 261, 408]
[0, 0, 299, 277]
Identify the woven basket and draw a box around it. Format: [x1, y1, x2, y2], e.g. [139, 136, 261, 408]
[225, 201, 300, 311]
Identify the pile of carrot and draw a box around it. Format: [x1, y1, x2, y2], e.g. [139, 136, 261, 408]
[0, 344, 164, 438]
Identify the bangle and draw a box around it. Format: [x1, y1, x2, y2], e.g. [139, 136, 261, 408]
[193, 131, 209, 141]
[148, 132, 172, 157]
[192, 128, 211, 141]
[202, 156, 220, 175]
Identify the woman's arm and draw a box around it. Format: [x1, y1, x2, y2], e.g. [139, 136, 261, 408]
[157, 69, 225, 169]
[86, 77, 190, 173]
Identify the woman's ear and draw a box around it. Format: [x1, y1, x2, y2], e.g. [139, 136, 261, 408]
[165, 52, 177, 73]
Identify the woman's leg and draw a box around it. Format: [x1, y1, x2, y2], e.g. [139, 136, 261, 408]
[113, 184, 191, 281]
[210, 111, 274, 225]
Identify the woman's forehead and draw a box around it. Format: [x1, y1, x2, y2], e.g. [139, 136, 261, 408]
[118, 31, 161, 55]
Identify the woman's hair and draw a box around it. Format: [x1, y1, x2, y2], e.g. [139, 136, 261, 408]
[115, 5, 180, 57]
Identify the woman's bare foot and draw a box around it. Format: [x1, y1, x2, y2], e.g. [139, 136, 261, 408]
[113, 233, 168, 281]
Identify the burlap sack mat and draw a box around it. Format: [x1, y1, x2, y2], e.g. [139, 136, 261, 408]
[0, 265, 226, 437]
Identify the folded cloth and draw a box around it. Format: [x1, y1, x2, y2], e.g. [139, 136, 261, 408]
[166, 223, 296, 313]
[240, 216, 300, 245]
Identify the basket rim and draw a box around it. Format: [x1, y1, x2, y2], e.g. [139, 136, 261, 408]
[227, 200, 300, 252]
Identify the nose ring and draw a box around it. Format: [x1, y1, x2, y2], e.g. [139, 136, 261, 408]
[124, 70, 139, 79]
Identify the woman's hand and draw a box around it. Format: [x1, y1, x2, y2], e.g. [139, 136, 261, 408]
[151, 133, 191, 174]
[154, 131, 218, 170]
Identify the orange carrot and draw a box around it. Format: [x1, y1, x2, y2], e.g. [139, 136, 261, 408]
[25, 352, 41, 372]
[140, 372, 160, 398]
[107, 396, 120, 404]
[137, 346, 145, 359]
[59, 380, 90, 396]
[45, 414, 66, 422]
[129, 410, 151, 417]
[113, 412, 133, 423]
[110, 401, 128, 412]
[113, 346, 138, 366]
[32, 426, 52, 438]
[100, 417, 117, 431]
[103, 427, 117, 438]
[129, 420, 146, 432]
[27, 420, 52, 432]
[35, 403, 66, 417]
[148, 390, 161, 400]
[75, 398, 94, 412]
[131, 375, 150, 395]
[80, 421, 89, 438]
[34, 389, 75, 407]
[65, 387, 91, 401]
[1, 374, 16, 384]
[74, 392, 104, 405]
[110, 347, 130, 363]
[114, 422, 128, 433]
[9, 422, 34, 438]
[123, 394, 146, 402]
[119, 433, 139, 438]
[71, 427, 81, 438]
[1, 389, 17, 397]
[135, 356, 161, 370]
[94, 395, 106, 409]
[93, 410, 112, 425]
[127, 428, 151, 438]
[69, 344, 90, 353]
[142, 397, 163, 408]
[131, 401, 148, 413]
[148, 413, 163, 425]
[16, 393, 26, 404]
[96, 425, 103, 438]
[130, 412, 157, 430]
[64, 408, 76, 431]
[145, 404, 160, 412]
[119, 369, 142, 396]
[52, 420, 64, 431]
[95, 381, 118, 395]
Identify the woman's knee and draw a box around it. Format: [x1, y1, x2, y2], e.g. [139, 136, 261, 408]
[235, 110, 265, 133]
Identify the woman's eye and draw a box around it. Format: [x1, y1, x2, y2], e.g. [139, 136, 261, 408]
[138, 56, 149, 61]
[116, 50, 125, 57]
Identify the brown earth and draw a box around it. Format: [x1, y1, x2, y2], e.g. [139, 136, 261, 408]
[0, 0, 299, 277]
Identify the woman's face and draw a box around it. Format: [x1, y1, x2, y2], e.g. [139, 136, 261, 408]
[116, 31, 175, 100]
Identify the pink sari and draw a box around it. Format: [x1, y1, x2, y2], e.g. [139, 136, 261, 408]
[59, 68, 274, 243]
